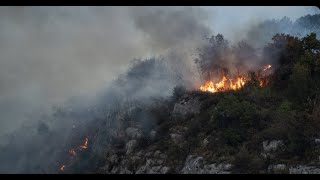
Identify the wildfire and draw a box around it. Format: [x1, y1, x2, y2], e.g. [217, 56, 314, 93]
[59, 137, 89, 172]
[199, 75, 248, 93]
[263, 64, 272, 71]
[60, 165, 65, 171]
[79, 137, 88, 149]
[69, 149, 77, 156]
[199, 64, 272, 93]
[259, 80, 264, 87]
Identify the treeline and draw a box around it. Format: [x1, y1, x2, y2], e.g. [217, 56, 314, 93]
[187, 32, 320, 173]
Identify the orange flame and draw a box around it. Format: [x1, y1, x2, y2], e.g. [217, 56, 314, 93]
[259, 80, 264, 87]
[59, 137, 89, 172]
[263, 64, 272, 71]
[200, 64, 272, 93]
[79, 137, 88, 149]
[69, 149, 77, 156]
[60, 165, 65, 171]
[200, 75, 248, 93]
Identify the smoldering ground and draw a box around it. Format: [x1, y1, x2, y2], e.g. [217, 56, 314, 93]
[0, 6, 318, 173]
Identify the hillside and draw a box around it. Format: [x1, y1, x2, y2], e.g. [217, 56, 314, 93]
[58, 32, 320, 174]
[1, 12, 320, 174]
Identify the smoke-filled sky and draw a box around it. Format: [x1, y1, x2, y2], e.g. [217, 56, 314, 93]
[0, 6, 319, 135]
[205, 6, 320, 41]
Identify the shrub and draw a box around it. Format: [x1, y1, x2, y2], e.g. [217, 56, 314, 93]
[287, 62, 311, 103]
[210, 94, 258, 131]
[222, 128, 243, 147]
[232, 147, 266, 173]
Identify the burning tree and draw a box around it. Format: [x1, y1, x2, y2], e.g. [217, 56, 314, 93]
[195, 34, 273, 93]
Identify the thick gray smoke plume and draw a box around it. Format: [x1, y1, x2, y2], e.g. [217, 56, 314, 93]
[0, 6, 318, 173]
[0, 7, 211, 135]
[0, 6, 212, 173]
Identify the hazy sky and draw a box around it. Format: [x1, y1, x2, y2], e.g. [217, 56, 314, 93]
[205, 6, 320, 41]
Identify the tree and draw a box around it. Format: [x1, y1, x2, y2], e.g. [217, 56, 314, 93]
[287, 62, 311, 103]
[195, 34, 230, 81]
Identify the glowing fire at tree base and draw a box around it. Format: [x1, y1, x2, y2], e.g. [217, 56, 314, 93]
[199, 75, 247, 93]
[199, 64, 272, 93]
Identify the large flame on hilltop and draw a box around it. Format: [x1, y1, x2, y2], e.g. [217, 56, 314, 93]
[200, 64, 272, 93]
[200, 75, 247, 93]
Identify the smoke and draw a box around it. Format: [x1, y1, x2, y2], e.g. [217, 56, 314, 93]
[205, 6, 320, 45]
[0, 6, 213, 173]
[0, 6, 318, 173]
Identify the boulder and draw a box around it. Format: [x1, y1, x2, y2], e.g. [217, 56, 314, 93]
[125, 127, 143, 139]
[289, 165, 320, 174]
[172, 96, 200, 118]
[263, 140, 285, 152]
[268, 164, 287, 173]
[202, 138, 209, 147]
[160, 166, 170, 174]
[126, 140, 137, 155]
[109, 154, 119, 164]
[154, 150, 162, 158]
[135, 159, 170, 174]
[119, 167, 133, 174]
[181, 155, 231, 174]
[181, 155, 204, 174]
[261, 140, 285, 158]
[170, 133, 184, 144]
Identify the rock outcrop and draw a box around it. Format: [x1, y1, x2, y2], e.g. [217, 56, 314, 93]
[181, 155, 231, 174]
[172, 95, 200, 118]
[125, 127, 143, 140]
[268, 164, 287, 173]
[261, 140, 285, 158]
[289, 165, 320, 174]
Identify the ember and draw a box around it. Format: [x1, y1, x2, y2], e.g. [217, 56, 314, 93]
[69, 149, 76, 156]
[79, 137, 88, 149]
[59, 137, 89, 172]
[263, 64, 272, 71]
[60, 165, 65, 171]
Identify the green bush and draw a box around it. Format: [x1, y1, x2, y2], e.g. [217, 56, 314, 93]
[232, 147, 266, 174]
[287, 62, 311, 103]
[222, 128, 243, 147]
[210, 94, 258, 131]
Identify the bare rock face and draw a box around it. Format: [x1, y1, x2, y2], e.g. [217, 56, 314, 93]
[181, 156, 204, 174]
[170, 133, 184, 145]
[119, 167, 133, 174]
[261, 140, 285, 158]
[181, 155, 231, 174]
[134, 150, 169, 174]
[125, 127, 143, 140]
[268, 164, 287, 173]
[126, 140, 137, 155]
[202, 138, 209, 147]
[289, 165, 320, 174]
[172, 95, 200, 118]
[135, 159, 170, 174]
[263, 140, 284, 152]
[109, 154, 119, 164]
